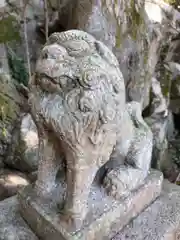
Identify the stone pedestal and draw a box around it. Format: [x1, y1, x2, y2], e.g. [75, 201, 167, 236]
[114, 180, 180, 240]
[18, 170, 163, 240]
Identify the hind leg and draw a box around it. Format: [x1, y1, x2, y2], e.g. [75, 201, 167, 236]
[103, 127, 153, 199]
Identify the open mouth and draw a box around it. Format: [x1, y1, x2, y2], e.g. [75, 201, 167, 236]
[34, 73, 61, 94]
[34, 72, 79, 97]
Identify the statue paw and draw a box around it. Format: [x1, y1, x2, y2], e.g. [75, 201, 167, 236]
[59, 205, 87, 230]
[103, 167, 147, 200]
[103, 170, 129, 199]
[103, 175, 118, 198]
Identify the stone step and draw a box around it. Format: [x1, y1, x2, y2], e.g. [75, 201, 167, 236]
[114, 180, 180, 240]
[0, 196, 38, 240]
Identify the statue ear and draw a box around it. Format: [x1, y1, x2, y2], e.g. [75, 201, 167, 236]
[94, 40, 119, 67]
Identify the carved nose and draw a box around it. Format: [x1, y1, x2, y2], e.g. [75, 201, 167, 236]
[42, 50, 58, 60]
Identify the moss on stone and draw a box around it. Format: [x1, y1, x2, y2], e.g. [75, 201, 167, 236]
[0, 15, 21, 44]
[115, 23, 122, 48]
[164, 0, 179, 8]
[15, 137, 27, 156]
[0, 94, 16, 121]
[164, 0, 177, 3]
[127, 0, 146, 40]
[0, 74, 18, 123]
[161, 69, 171, 99]
[101, 0, 146, 47]
[143, 52, 148, 65]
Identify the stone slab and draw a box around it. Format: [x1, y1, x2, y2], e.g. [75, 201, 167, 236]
[0, 196, 38, 240]
[18, 170, 163, 240]
[114, 180, 180, 240]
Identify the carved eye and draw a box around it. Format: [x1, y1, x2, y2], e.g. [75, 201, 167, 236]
[41, 44, 68, 60]
[79, 68, 107, 90]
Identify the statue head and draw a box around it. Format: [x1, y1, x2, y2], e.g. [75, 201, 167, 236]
[29, 30, 126, 152]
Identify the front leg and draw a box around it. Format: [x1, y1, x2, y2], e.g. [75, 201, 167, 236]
[61, 163, 98, 228]
[35, 134, 62, 196]
[60, 130, 115, 228]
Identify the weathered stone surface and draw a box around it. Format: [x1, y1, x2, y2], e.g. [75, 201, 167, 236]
[167, 111, 176, 140]
[0, 196, 38, 240]
[27, 30, 153, 227]
[18, 114, 38, 172]
[0, 72, 21, 167]
[0, 44, 9, 74]
[3, 114, 38, 173]
[0, 168, 30, 201]
[114, 180, 180, 240]
[166, 37, 180, 115]
[28, 171, 38, 183]
[60, 0, 180, 109]
[168, 138, 180, 168]
[2, 176, 180, 240]
[19, 170, 163, 240]
[2, 106, 38, 173]
[144, 77, 169, 169]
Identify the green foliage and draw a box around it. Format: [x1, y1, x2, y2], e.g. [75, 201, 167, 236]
[0, 15, 21, 43]
[7, 48, 29, 86]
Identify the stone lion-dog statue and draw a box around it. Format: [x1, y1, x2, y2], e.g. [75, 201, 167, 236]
[28, 29, 153, 226]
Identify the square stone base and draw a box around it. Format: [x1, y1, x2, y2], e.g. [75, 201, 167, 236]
[114, 180, 180, 240]
[18, 170, 163, 240]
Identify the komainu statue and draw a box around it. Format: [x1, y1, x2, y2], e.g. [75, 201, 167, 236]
[28, 30, 153, 227]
